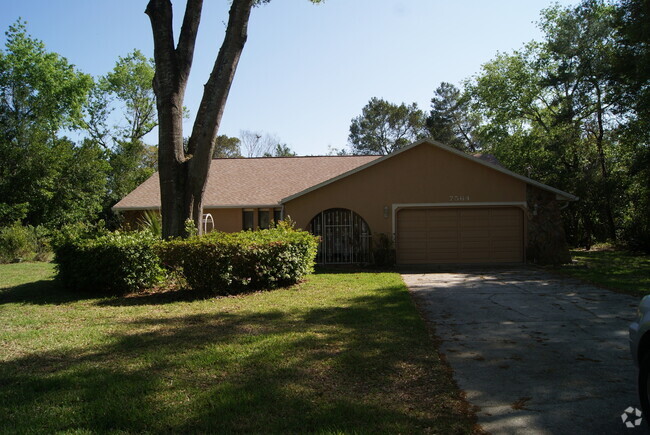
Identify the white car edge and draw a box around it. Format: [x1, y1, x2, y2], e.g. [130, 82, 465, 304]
[630, 295, 650, 417]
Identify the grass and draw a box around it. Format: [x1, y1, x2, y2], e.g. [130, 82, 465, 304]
[0, 262, 476, 434]
[555, 248, 650, 296]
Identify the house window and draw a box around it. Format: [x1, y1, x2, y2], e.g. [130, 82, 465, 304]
[273, 208, 282, 223]
[258, 209, 270, 229]
[242, 210, 254, 230]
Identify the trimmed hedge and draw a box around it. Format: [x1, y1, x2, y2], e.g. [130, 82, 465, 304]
[157, 223, 319, 293]
[54, 230, 165, 294]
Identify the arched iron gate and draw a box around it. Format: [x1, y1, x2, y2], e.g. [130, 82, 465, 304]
[308, 208, 371, 264]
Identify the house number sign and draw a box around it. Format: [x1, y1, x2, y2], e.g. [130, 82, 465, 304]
[449, 195, 470, 201]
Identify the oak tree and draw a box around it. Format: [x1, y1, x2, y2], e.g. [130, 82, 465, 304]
[146, 0, 320, 237]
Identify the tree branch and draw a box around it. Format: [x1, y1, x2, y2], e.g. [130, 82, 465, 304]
[187, 0, 254, 157]
[176, 0, 203, 84]
[145, 0, 178, 94]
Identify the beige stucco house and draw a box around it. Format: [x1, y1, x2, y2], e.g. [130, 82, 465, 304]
[113, 139, 576, 265]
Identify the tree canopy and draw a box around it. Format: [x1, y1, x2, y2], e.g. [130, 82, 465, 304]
[348, 97, 426, 155]
[212, 134, 242, 158]
[0, 21, 105, 227]
[84, 49, 159, 213]
[426, 82, 480, 152]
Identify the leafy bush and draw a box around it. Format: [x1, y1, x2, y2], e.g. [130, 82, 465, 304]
[54, 230, 165, 294]
[50, 221, 110, 249]
[0, 223, 51, 263]
[157, 222, 319, 293]
[30, 225, 52, 261]
[184, 218, 198, 237]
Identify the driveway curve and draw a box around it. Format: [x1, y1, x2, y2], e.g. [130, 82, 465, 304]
[402, 268, 641, 434]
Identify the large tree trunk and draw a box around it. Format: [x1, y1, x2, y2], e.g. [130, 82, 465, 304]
[594, 82, 617, 241]
[146, 0, 254, 238]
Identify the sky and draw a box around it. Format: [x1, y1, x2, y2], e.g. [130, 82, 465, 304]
[1, 0, 578, 156]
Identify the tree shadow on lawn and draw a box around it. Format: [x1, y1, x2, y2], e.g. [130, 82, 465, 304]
[0, 265, 397, 307]
[0, 286, 472, 433]
[0, 278, 104, 305]
[94, 287, 224, 307]
[0, 277, 235, 307]
[98, 270, 398, 307]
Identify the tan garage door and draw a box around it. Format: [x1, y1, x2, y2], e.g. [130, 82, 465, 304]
[396, 207, 523, 264]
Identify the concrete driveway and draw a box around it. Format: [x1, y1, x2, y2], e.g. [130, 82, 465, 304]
[402, 268, 642, 434]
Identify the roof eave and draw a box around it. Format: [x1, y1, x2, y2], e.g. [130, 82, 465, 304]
[113, 204, 281, 211]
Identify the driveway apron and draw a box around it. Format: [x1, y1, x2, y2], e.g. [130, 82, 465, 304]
[402, 268, 642, 434]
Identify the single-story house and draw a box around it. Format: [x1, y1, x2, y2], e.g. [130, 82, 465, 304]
[113, 139, 576, 265]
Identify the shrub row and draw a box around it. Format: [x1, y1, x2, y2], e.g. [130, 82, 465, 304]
[52, 221, 319, 295]
[157, 223, 319, 293]
[54, 230, 165, 294]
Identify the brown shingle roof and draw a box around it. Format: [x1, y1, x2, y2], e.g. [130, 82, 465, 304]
[112, 155, 381, 210]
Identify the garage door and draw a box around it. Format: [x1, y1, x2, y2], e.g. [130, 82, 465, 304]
[396, 207, 523, 264]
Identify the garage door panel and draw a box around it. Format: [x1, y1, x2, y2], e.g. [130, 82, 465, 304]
[426, 214, 457, 225]
[428, 255, 459, 263]
[492, 239, 521, 248]
[492, 252, 521, 262]
[460, 218, 490, 229]
[461, 240, 491, 249]
[396, 210, 427, 231]
[397, 207, 523, 264]
[460, 209, 490, 217]
[427, 232, 459, 241]
[426, 241, 459, 251]
[460, 229, 490, 239]
[398, 247, 427, 262]
[490, 208, 520, 217]
[491, 228, 521, 237]
[400, 230, 427, 238]
[460, 249, 493, 261]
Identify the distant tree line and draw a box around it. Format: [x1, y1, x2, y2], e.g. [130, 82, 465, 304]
[347, 0, 650, 251]
[214, 130, 296, 159]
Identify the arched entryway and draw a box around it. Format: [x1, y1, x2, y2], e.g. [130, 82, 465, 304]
[307, 208, 371, 264]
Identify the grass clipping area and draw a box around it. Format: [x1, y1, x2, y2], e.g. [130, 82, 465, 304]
[0, 263, 475, 433]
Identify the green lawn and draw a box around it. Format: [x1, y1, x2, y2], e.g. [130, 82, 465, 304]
[0, 262, 475, 433]
[556, 249, 650, 296]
